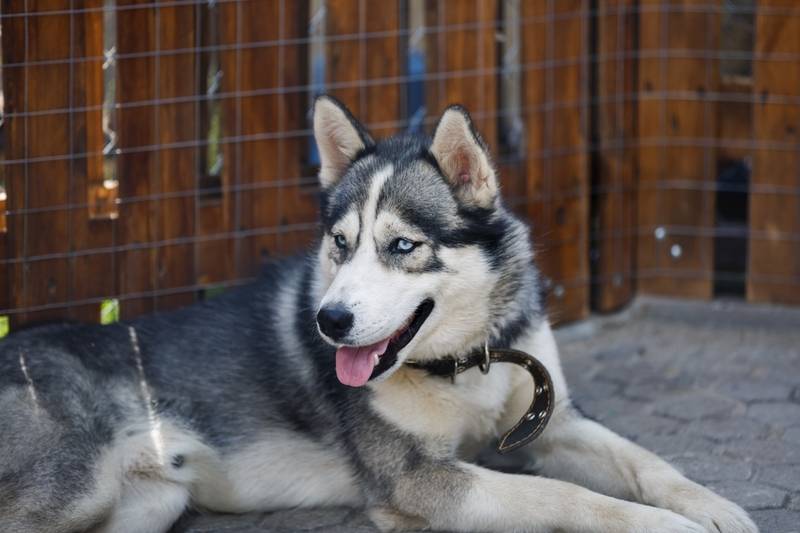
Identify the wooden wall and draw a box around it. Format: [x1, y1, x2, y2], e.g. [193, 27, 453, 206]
[749, 0, 800, 305]
[0, 1, 798, 331]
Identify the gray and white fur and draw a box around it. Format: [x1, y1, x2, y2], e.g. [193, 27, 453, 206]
[0, 96, 757, 533]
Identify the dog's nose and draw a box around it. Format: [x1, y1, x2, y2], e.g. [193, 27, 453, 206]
[317, 305, 354, 341]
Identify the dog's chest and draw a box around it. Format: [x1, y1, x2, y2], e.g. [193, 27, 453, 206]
[369, 365, 515, 449]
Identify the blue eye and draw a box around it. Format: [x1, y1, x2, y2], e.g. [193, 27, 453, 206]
[392, 238, 417, 254]
[334, 234, 348, 250]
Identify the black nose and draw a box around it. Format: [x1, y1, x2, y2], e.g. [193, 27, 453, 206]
[317, 305, 354, 341]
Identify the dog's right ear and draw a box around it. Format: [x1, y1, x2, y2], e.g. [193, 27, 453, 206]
[313, 95, 373, 189]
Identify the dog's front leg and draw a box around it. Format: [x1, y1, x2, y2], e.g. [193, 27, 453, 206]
[498, 363, 757, 531]
[366, 456, 706, 532]
[523, 408, 757, 533]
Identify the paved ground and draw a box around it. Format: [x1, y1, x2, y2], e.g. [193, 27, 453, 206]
[172, 297, 800, 533]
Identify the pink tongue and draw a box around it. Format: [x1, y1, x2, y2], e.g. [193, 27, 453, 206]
[335, 338, 391, 387]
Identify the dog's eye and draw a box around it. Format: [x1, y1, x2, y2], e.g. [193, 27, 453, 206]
[334, 234, 348, 250]
[392, 238, 417, 254]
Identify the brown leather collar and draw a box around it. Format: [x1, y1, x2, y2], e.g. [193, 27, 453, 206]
[405, 347, 554, 454]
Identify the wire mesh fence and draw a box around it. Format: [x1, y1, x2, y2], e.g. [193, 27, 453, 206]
[0, 0, 798, 329]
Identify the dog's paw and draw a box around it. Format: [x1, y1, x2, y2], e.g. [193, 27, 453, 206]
[657, 482, 759, 533]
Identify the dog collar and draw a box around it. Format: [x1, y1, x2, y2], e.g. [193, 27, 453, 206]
[405, 346, 554, 454]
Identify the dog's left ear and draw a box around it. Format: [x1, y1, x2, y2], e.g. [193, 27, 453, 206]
[430, 105, 497, 209]
[313, 95, 374, 189]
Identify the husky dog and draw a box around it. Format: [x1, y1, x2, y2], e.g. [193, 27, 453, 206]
[0, 96, 757, 533]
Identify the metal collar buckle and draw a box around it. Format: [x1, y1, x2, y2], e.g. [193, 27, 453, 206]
[478, 342, 491, 375]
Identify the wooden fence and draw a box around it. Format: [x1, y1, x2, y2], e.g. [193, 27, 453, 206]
[0, 0, 798, 330]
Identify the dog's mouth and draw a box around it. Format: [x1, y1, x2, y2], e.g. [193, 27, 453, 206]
[335, 299, 435, 387]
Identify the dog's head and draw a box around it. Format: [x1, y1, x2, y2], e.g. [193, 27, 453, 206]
[312, 96, 534, 387]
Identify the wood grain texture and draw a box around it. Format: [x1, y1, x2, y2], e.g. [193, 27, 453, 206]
[116, 0, 158, 318]
[636, 0, 718, 299]
[522, 0, 590, 324]
[326, 0, 402, 137]
[425, 0, 497, 148]
[748, 1, 800, 304]
[154, 4, 197, 309]
[275, 0, 316, 255]
[197, 0, 237, 289]
[69, 0, 116, 323]
[593, 0, 637, 312]
[0, 1, 25, 324]
[1, 0, 798, 328]
[1, 0, 73, 325]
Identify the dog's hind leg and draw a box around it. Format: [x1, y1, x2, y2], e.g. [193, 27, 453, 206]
[91, 478, 189, 533]
[502, 322, 758, 533]
[84, 422, 216, 533]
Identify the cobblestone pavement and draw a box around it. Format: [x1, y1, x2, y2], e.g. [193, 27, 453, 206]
[172, 297, 800, 533]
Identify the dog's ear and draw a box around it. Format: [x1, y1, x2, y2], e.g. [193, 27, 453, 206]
[313, 95, 374, 189]
[430, 105, 497, 209]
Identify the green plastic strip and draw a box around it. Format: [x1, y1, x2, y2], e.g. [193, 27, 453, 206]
[100, 298, 120, 325]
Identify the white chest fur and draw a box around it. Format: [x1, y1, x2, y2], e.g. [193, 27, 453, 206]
[369, 362, 517, 454]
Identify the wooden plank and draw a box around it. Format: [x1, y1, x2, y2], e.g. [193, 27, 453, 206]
[235, 0, 282, 275]
[154, 4, 197, 309]
[1, 0, 73, 326]
[636, 0, 718, 299]
[522, 0, 590, 324]
[274, 0, 316, 255]
[326, 0, 402, 137]
[69, 0, 116, 323]
[520, 0, 548, 276]
[273, 0, 403, 254]
[592, 0, 637, 312]
[495, 0, 527, 218]
[0, 0, 26, 325]
[748, 1, 800, 304]
[425, 0, 498, 149]
[325, 0, 361, 121]
[116, 0, 157, 318]
[196, 0, 236, 288]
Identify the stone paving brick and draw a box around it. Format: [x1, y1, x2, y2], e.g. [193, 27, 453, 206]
[748, 510, 800, 533]
[783, 427, 800, 445]
[172, 298, 800, 533]
[651, 391, 742, 421]
[715, 438, 800, 465]
[756, 465, 800, 491]
[747, 402, 800, 428]
[788, 494, 800, 512]
[684, 417, 772, 442]
[627, 431, 716, 459]
[707, 481, 788, 510]
[670, 454, 754, 483]
[713, 381, 794, 403]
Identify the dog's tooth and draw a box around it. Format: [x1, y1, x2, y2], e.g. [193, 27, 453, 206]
[373, 353, 380, 366]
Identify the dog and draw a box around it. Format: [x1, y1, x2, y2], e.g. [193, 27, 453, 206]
[0, 96, 758, 533]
